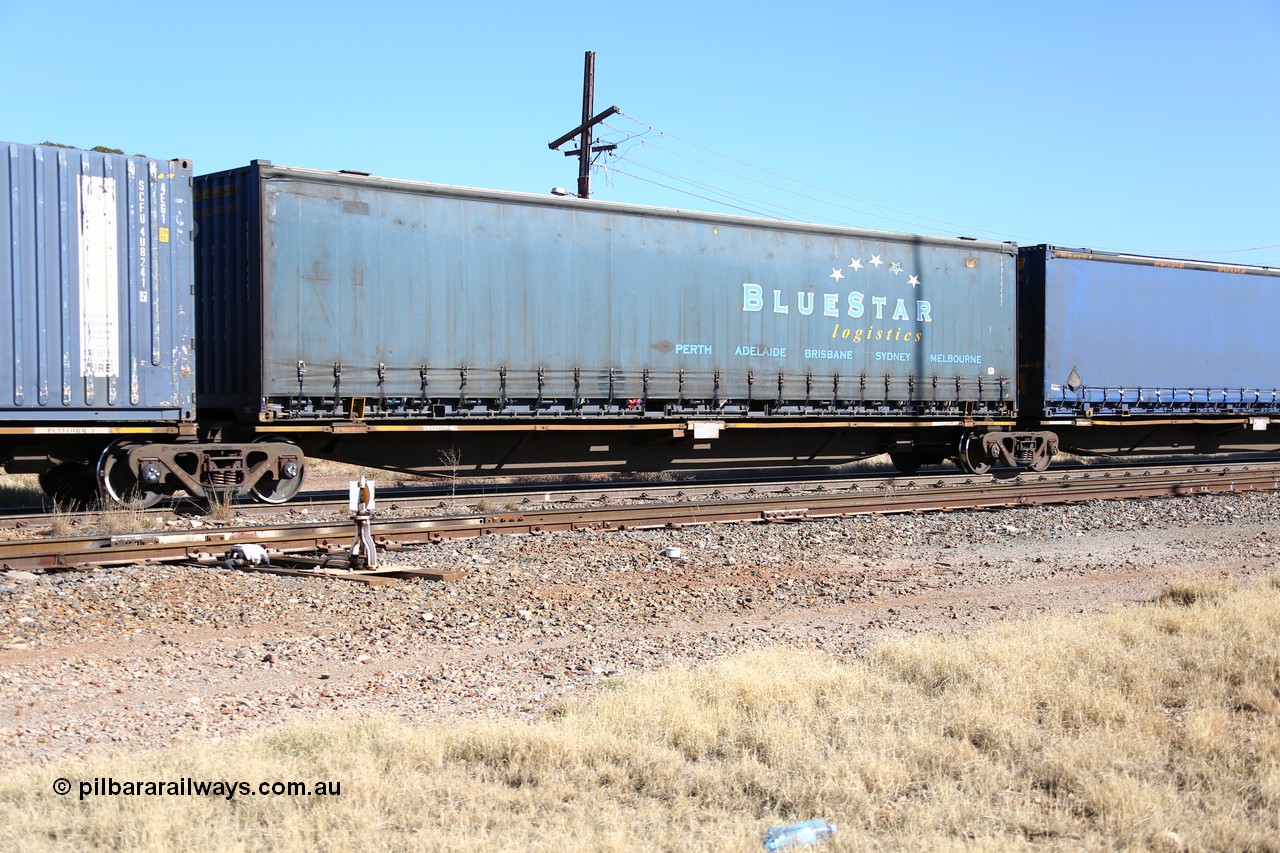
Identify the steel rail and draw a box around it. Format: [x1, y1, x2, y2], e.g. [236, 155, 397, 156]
[2, 464, 1277, 576]
[4, 456, 1276, 530]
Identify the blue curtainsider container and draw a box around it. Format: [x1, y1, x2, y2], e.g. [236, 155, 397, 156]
[0, 141, 195, 422]
[1018, 245, 1280, 416]
[195, 161, 1016, 422]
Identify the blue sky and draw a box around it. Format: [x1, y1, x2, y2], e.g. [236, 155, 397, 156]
[5, 0, 1277, 265]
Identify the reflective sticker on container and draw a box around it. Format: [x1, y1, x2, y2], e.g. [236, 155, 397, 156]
[78, 175, 120, 379]
[158, 226, 170, 243]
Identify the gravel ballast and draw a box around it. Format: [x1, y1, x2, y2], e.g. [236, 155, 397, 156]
[1, 491, 1277, 768]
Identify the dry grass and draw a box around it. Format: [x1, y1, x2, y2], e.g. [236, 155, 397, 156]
[202, 487, 239, 522]
[47, 504, 79, 538]
[304, 458, 380, 480]
[0, 474, 44, 508]
[2, 576, 1277, 852]
[304, 458, 423, 491]
[1157, 572, 1231, 607]
[828, 454, 897, 473]
[47, 501, 174, 537]
[84, 505, 166, 536]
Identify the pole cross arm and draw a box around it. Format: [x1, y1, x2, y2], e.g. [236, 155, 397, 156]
[562, 143, 618, 157]
[548, 105, 622, 151]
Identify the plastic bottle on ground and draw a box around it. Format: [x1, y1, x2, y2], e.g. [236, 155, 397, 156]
[763, 818, 837, 850]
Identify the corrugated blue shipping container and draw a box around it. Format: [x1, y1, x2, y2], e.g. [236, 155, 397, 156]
[0, 141, 195, 421]
[196, 161, 1016, 420]
[1020, 245, 1280, 414]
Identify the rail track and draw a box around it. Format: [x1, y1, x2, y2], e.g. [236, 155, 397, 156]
[3, 454, 1277, 527]
[2, 461, 1278, 581]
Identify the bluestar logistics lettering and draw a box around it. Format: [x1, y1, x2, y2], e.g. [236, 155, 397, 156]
[828, 324, 922, 344]
[741, 283, 932, 323]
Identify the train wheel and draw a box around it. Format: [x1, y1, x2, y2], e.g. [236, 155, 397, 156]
[96, 441, 164, 509]
[38, 462, 99, 510]
[957, 434, 992, 476]
[888, 452, 922, 476]
[1027, 448, 1053, 472]
[249, 439, 306, 504]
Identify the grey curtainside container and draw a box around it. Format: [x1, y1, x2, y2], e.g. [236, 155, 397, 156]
[195, 161, 1016, 421]
[1, 141, 195, 421]
[1019, 245, 1280, 416]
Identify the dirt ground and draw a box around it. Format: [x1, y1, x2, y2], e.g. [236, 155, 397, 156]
[0, 488, 1277, 768]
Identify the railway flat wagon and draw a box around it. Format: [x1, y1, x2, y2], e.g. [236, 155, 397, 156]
[195, 161, 1035, 478]
[1018, 245, 1280, 456]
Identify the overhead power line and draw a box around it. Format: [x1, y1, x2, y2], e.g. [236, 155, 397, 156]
[611, 114, 1017, 240]
[572, 109, 1278, 263]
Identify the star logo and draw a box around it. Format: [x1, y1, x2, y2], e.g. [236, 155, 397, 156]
[829, 267, 845, 282]
[869, 255, 884, 268]
[847, 258, 863, 272]
[907, 274, 921, 287]
[890, 262, 903, 275]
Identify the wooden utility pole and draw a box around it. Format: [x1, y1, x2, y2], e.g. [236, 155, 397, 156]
[548, 51, 620, 199]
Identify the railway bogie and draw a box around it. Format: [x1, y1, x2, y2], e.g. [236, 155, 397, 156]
[26, 438, 306, 508]
[92, 439, 306, 507]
